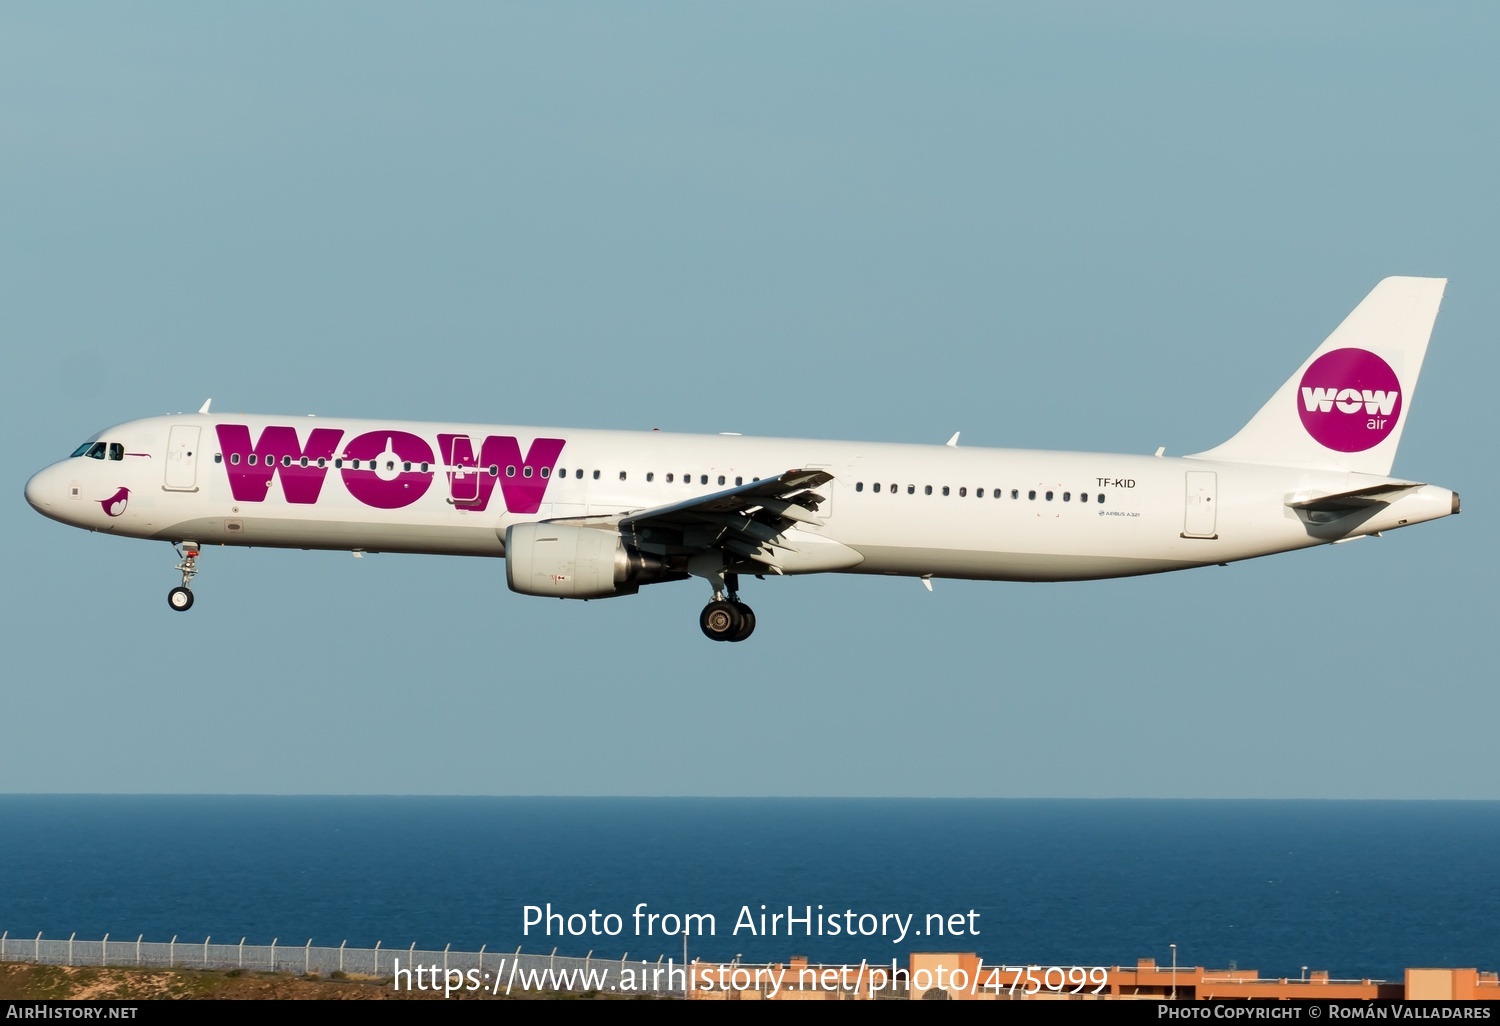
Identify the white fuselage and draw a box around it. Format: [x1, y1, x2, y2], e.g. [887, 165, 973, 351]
[24, 412, 1457, 584]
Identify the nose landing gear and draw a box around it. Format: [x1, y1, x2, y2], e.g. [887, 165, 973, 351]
[168, 542, 199, 612]
[699, 572, 756, 642]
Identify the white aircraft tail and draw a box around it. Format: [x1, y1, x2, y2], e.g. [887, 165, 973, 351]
[1190, 276, 1447, 476]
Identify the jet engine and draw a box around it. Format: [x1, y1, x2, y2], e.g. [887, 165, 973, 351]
[504, 522, 682, 599]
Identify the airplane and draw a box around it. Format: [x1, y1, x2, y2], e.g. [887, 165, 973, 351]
[25, 276, 1458, 643]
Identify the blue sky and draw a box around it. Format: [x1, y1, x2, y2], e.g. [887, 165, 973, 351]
[4, 2, 1496, 797]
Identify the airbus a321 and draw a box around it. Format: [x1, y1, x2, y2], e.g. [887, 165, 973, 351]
[25, 277, 1458, 642]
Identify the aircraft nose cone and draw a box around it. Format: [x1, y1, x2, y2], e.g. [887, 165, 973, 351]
[24, 468, 52, 512]
[25, 464, 76, 524]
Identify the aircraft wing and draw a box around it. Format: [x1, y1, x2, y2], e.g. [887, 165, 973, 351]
[546, 468, 834, 573]
[619, 469, 831, 528]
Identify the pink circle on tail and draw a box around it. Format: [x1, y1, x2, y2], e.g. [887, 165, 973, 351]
[1296, 348, 1402, 453]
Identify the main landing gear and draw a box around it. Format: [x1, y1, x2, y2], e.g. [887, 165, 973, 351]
[699, 572, 755, 643]
[168, 542, 199, 612]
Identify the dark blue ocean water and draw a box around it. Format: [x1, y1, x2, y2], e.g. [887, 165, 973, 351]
[0, 797, 1495, 980]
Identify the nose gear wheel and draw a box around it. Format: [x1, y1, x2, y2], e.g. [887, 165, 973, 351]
[168, 542, 200, 612]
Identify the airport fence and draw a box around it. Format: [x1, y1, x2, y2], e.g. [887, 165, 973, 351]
[0, 930, 687, 996]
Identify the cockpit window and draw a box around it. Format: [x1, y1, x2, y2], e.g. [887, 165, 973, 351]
[73, 442, 108, 460]
[109, 443, 124, 461]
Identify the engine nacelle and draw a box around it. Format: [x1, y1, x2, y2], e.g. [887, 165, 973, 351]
[505, 522, 680, 599]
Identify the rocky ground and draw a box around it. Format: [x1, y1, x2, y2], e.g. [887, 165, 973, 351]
[0, 961, 651, 1000]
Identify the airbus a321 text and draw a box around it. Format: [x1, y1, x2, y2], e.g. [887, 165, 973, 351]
[26, 277, 1459, 642]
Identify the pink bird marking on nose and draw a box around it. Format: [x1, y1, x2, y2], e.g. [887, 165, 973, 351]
[99, 487, 130, 517]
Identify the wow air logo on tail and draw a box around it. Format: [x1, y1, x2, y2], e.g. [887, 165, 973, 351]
[1297, 348, 1401, 453]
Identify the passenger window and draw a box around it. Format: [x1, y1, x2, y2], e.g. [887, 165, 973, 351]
[248, 454, 259, 466]
[1011, 489, 1019, 499]
[666, 473, 674, 483]
[557, 468, 566, 478]
[959, 487, 967, 497]
[593, 470, 600, 480]
[214, 454, 222, 464]
[402, 461, 411, 472]
[873, 483, 881, 493]
[942, 486, 950, 496]
[907, 484, 915, 495]
[1098, 493, 1105, 504]
[735, 477, 743, 485]
[647, 472, 654, 482]
[925, 485, 932, 495]
[856, 482, 864, 492]
[507, 466, 517, 477]
[1063, 491, 1071, 502]
[1028, 490, 1036, 500]
[976, 488, 984, 498]
[618, 471, 626, 481]
[1080, 492, 1089, 503]
[700, 475, 708, 485]
[575, 469, 583, 479]
[524, 467, 534, 478]
[889, 483, 896, 494]
[1046, 491, 1054, 501]
[718, 475, 726, 485]
[489, 465, 500, 477]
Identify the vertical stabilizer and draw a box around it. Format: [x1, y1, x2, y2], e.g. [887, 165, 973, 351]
[1189, 276, 1446, 476]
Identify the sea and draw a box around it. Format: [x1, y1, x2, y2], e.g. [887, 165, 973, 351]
[1, 796, 1495, 981]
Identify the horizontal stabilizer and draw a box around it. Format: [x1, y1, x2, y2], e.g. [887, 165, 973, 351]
[1287, 482, 1424, 514]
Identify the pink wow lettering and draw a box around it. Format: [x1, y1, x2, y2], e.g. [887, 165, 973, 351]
[1296, 348, 1402, 453]
[215, 425, 566, 512]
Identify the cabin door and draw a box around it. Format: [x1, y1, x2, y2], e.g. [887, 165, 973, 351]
[1182, 471, 1218, 539]
[164, 425, 200, 491]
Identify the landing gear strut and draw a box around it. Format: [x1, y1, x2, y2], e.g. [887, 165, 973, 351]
[699, 571, 756, 642]
[168, 542, 199, 612]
